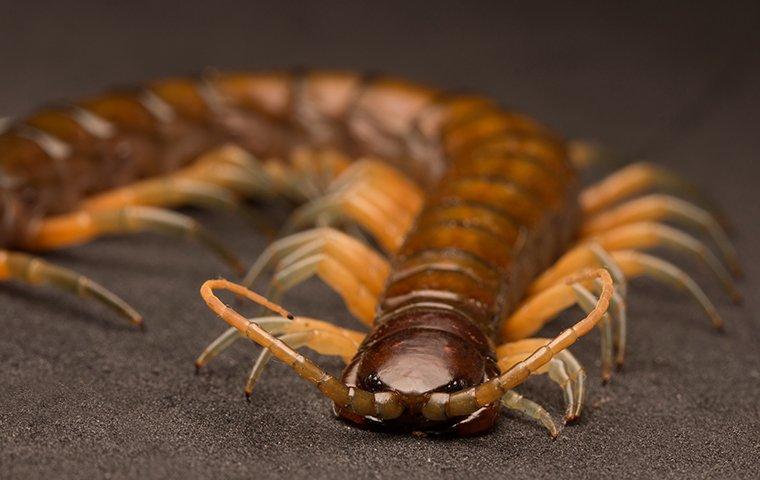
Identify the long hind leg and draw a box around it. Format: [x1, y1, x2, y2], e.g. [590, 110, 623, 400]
[1, 250, 142, 328]
[21, 206, 244, 275]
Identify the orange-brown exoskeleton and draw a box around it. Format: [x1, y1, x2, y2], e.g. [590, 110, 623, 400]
[1, 71, 739, 436]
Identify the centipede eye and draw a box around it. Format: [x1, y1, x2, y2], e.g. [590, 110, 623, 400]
[364, 372, 386, 392]
[440, 378, 467, 393]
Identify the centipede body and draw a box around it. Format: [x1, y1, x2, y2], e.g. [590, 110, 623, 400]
[1, 70, 738, 437]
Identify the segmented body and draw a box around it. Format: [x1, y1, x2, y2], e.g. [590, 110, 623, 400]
[3, 70, 734, 436]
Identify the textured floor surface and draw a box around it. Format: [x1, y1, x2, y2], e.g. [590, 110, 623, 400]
[1, 1, 759, 479]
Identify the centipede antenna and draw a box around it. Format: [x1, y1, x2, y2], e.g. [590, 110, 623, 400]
[590, 243, 628, 298]
[245, 331, 310, 399]
[200, 279, 405, 420]
[496, 340, 586, 422]
[0, 251, 143, 328]
[194, 317, 293, 372]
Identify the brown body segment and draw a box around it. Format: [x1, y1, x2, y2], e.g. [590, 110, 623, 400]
[334, 83, 580, 434]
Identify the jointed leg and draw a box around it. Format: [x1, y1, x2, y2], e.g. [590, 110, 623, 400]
[283, 160, 423, 253]
[586, 222, 739, 302]
[579, 162, 729, 227]
[501, 390, 559, 438]
[0, 250, 142, 328]
[581, 194, 740, 277]
[497, 338, 586, 422]
[243, 228, 389, 324]
[196, 228, 387, 371]
[572, 284, 615, 381]
[200, 279, 406, 420]
[423, 269, 614, 421]
[22, 206, 244, 275]
[529, 243, 723, 348]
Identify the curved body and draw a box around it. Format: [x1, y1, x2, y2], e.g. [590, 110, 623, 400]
[4, 70, 731, 437]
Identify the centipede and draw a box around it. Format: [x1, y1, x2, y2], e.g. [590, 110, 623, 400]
[1, 70, 741, 437]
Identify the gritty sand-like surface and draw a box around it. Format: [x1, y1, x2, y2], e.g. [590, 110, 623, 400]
[1, 2, 758, 478]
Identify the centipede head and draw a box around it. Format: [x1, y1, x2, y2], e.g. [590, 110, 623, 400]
[337, 307, 501, 436]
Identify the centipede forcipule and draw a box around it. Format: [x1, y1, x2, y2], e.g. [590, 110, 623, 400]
[1, 71, 740, 436]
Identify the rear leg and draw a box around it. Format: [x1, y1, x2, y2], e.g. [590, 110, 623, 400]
[21, 206, 244, 275]
[1, 250, 142, 328]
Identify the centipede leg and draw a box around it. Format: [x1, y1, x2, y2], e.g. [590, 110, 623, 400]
[500, 268, 617, 357]
[572, 285, 615, 382]
[283, 160, 423, 252]
[0, 250, 142, 328]
[497, 338, 586, 422]
[501, 390, 560, 439]
[580, 162, 729, 228]
[589, 221, 740, 303]
[581, 194, 740, 277]
[179, 147, 277, 199]
[80, 176, 270, 228]
[530, 243, 724, 370]
[196, 228, 387, 371]
[243, 228, 389, 324]
[22, 206, 244, 275]
[194, 326, 241, 371]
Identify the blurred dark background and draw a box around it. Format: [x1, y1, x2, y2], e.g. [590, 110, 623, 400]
[1, 1, 758, 479]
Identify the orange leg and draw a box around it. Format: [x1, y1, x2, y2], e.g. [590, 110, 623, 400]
[195, 228, 388, 371]
[580, 161, 729, 228]
[22, 206, 244, 275]
[283, 159, 423, 253]
[0, 250, 141, 328]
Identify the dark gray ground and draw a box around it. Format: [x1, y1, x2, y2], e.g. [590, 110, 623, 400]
[1, 1, 759, 478]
